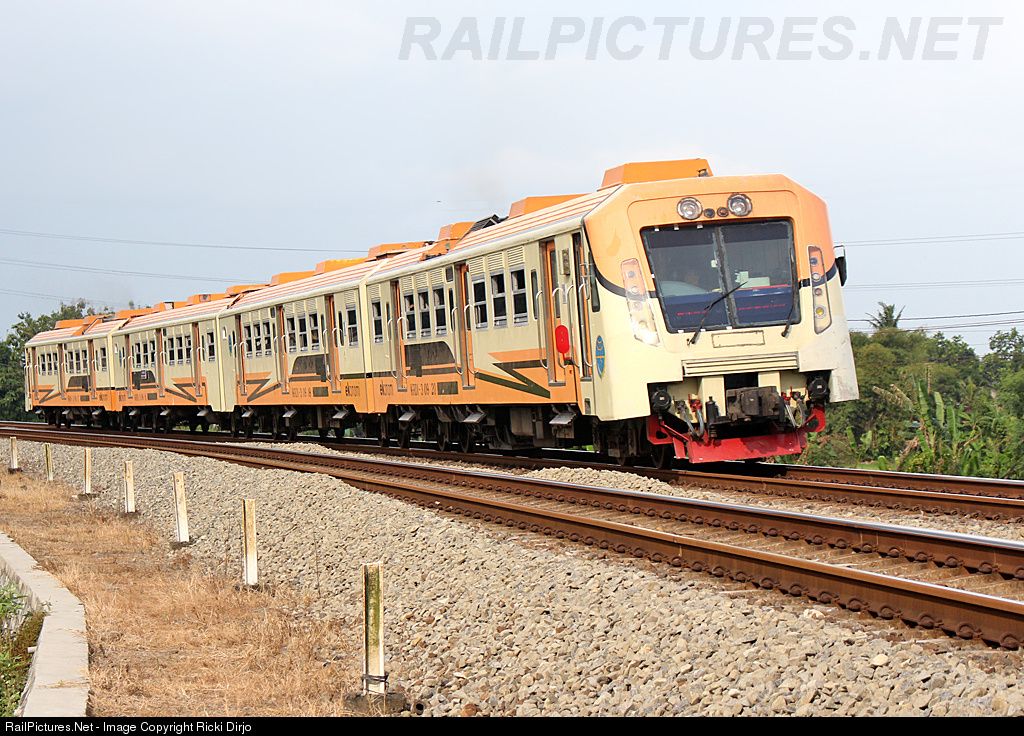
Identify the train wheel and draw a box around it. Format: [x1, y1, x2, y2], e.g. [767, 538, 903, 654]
[397, 423, 412, 450]
[333, 427, 344, 440]
[244, 418, 254, 439]
[287, 424, 298, 441]
[651, 444, 675, 470]
[318, 427, 329, 440]
[436, 422, 451, 451]
[377, 417, 391, 448]
[457, 425, 475, 454]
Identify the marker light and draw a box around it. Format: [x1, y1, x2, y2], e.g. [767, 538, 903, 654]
[727, 193, 753, 217]
[620, 258, 661, 346]
[808, 245, 832, 334]
[677, 197, 702, 220]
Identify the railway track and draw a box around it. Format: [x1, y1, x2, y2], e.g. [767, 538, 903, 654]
[3, 423, 1024, 649]
[2, 421, 1024, 518]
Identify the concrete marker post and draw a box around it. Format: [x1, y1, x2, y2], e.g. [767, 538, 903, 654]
[44, 443, 53, 482]
[241, 498, 257, 587]
[81, 447, 93, 496]
[344, 562, 406, 714]
[8, 437, 19, 474]
[172, 472, 190, 545]
[123, 460, 135, 514]
[362, 561, 386, 695]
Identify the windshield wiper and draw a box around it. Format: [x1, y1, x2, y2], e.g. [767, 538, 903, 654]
[688, 280, 747, 345]
[781, 294, 798, 338]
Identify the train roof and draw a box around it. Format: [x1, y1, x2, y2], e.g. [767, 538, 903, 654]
[25, 158, 721, 342]
[120, 297, 236, 332]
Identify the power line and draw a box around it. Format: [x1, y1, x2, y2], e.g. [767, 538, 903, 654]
[0, 288, 117, 306]
[0, 227, 359, 254]
[846, 278, 1024, 291]
[849, 309, 1024, 323]
[843, 230, 1024, 247]
[0, 257, 255, 284]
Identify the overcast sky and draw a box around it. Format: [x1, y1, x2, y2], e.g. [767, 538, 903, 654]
[1, 1, 1021, 351]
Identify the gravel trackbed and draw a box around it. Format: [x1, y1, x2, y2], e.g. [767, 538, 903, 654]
[2, 440, 1023, 716]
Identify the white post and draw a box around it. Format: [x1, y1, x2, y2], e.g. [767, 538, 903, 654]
[123, 460, 135, 514]
[362, 562, 386, 695]
[8, 437, 18, 473]
[172, 472, 189, 544]
[44, 443, 53, 482]
[241, 499, 258, 587]
[82, 447, 93, 495]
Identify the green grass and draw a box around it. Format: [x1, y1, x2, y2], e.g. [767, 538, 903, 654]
[0, 583, 44, 716]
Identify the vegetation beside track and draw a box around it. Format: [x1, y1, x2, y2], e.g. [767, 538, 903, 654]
[0, 582, 43, 716]
[2, 301, 1023, 478]
[800, 304, 1024, 479]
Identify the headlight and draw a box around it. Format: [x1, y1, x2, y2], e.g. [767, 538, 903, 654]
[677, 197, 702, 220]
[727, 193, 752, 216]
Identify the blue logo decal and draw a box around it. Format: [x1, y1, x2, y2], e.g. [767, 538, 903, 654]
[595, 336, 606, 377]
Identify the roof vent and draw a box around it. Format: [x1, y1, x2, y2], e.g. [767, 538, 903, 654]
[600, 159, 713, 189]
[315, 258, 365, 273]
[269, 271, 316, 286]
[507, 195, 582, 218]
[225, 284, 266, 296]
[367, 242, 426, 260]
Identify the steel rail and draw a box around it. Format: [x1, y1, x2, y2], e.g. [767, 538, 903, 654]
[4, 424, 1024, 648]
[2, 420, 1023, 518]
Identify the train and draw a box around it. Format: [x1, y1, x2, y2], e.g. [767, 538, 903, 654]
[22, 158, 858, 466]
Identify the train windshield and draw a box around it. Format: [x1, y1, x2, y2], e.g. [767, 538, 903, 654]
[640, 220, 797, 333]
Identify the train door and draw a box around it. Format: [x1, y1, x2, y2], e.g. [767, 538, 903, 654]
[570, 232, 598, 417]
[26, 347, 36, 408]
[325, 293, 341, 395]
[454, 262, 474, 389]
[57, 344, 66, 400]
[191, 322, 203, 399]
[388, 280, 406, 392]
[235, 315, 247, 398]
[155, 331, 166, 399]
[275, 307, 290, 396]
[87, 340, 97, 401]
[123, 336, 133, 400]
[540, 239, 569, 386]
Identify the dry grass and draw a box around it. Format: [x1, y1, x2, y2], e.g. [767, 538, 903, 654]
[0, 471, 360, 716]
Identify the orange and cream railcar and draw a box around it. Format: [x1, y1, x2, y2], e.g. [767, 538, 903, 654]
[25, 314, 133, 426]
[24, 158, 858, 464]
[110, 294, 240, 432]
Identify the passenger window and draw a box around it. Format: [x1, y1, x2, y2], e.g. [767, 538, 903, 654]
[346, 307, 359, 346]
[433, 287, 447, 336]
[418, 290, 431, 337]
[404, 294, 416, 339]
[185, 335, 193, 364]
[371, 301, 383, 343]
[530, 271, 539, 321]
[244, 326, 253, 357]
[263, 321, 273, 354]
[176, 336, 184, 364]
[511, 268, 528, 325]
[472, 277, 488, 329]
[491, 273, 507, 328]
[285, 317, 297, 352]
[206, 332, 216, 361]
[309, 314, 321, 351]
[298, 317, 309, 351]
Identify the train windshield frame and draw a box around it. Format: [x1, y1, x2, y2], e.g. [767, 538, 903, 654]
[640, 219, 798, 334]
